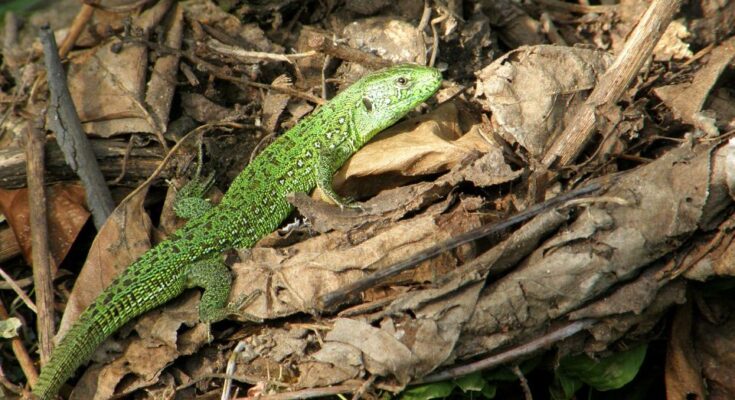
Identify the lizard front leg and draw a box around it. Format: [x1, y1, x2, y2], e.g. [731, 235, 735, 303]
[315, 144, 362, 210]
[173, 141, 216, 220]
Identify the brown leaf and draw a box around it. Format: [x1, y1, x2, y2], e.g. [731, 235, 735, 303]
[0, 184, 89, 269]
[458, 142, 733, 358]
[56, 186, 152, 339]
[233, 195, 483, 320]
[665, 302, 707, 400]
[261, 75, 292, 133]
[693, 296, 735, 399]
[330, 102, 494, 200]
[66, 41, 153, 137]
[65, 0, 177, 138]
[325, 318, 418, 383]
[475, 45, 614, 157]
[653, 35, 735, 135]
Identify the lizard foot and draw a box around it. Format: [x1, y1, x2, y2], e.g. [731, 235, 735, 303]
[227, 289, 264, 323]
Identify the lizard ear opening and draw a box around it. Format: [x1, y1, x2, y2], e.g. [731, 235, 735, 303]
[362, 97, 373, 112]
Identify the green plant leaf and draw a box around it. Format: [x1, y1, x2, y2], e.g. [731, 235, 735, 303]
[400, 382, 454, 400]
[455, 372, 486, 392]
[557, 344, 647, 392]
[550, 374, 584, 400]
[481, 383, 497, 399]
[454, 372, 497, 398]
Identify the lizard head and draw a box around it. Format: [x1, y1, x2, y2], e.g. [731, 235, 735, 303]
[350, 64, 442, 144]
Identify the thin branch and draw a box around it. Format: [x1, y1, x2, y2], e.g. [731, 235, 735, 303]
[221, 341, 249, 400]
[541, 0, 685, 168]
[415, 319, 595, 384]
[534, 0, 617, 13]
[40, 26, 115, 229]
[306, 35, 393, 70]
[58, 1, 98, 58]
[207, 39, 318, 64]
[0, 276, 33, 290]
[24, 120, 55, 365]
[511, 365, 533, 400]
[253, 383, 363, 400]
[0, 266, 36, 313]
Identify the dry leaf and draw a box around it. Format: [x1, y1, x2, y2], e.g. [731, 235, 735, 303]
[653, 35, 735, 134]
[232, 197, 483, 320]
[665, 303, 707, 400]
[0, 184, 89, 269]
[64, 1, 177, 137]
[692, 295, 735, 399]
[338, 17, 426, 81]
[475, 45, 614, 157]
[331, 102, 494, 199]
[261, 75, 292, 133]
[57, 186, 152, 339]
[457, 142, 735, 358]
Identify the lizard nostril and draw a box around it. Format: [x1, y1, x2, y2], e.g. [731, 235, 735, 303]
[362, 97, 373, 112]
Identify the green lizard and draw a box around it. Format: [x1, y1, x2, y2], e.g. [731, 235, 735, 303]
[33, 64, 442, 399]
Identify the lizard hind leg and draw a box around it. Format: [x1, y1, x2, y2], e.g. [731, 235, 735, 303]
[185, 258, 262, 325]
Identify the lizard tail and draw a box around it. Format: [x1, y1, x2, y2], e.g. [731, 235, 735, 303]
[33, 313, 103, 399]
[33, 250, 186, 399]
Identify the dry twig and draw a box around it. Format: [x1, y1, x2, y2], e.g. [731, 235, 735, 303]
[58, 1, 98, 58]
[541, 0, 684, 168]
[41, 26, 115, 229]
[307, 35, 393, 70]
[24, 121, 54, 365]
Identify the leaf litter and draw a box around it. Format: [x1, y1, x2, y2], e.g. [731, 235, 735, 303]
[1, 0, 735, 399]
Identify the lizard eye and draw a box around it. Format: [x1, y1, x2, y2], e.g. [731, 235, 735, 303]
[395, 76, 409, 87]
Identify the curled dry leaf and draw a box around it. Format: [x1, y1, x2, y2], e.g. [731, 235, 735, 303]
[328, 102, 496, 200]
[664, 303, 707, 400]
[233, 195, 484, 320]
[292, 140, 519, 234]
[474, 45, 614, 157]
[691, 295, 735, 398]
[682, 138, 735, 280]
